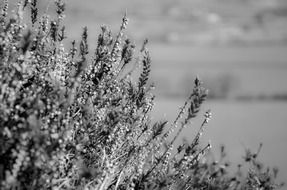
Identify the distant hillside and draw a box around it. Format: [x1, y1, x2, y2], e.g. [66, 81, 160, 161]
[4, 0, 287, 45]
[62, 0, 287, 46]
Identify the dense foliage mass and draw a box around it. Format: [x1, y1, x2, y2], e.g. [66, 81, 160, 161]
[0, 1, 284, 189]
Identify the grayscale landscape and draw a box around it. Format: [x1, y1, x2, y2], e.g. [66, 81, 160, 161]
[3, 0, 287, 187]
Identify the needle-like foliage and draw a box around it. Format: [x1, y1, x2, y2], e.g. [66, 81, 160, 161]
[0, 1, 283, 190]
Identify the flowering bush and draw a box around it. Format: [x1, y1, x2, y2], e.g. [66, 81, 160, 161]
[0, 1, 284, 189]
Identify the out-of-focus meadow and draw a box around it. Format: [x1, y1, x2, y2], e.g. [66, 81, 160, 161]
[6, 0, 287, 183]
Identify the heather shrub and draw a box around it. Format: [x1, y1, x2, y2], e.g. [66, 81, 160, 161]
[0, 1, 284, 189]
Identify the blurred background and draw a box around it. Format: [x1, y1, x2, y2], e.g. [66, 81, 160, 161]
[7, 0, 287, 184]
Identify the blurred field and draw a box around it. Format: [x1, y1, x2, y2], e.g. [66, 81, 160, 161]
[49, 0, 287, 98]
[152, 99, 287, 183]
[150, 45, 287, 98]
